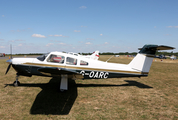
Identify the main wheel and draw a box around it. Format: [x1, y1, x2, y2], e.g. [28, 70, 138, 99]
[60, 89, 65, 92]
[13, 81, 20, 87]
[59, 89, 67, 93]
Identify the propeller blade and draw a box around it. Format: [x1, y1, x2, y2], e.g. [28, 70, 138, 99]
[5, 63, 12, 75]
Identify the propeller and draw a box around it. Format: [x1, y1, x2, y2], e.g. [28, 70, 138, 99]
[5, 45, 13, 75]
[5, 62, 12, 74]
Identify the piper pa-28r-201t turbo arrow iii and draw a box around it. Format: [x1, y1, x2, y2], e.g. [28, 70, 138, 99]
[5, 44, 175, 92]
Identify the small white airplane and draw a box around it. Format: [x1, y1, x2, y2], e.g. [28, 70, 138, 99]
[68, 50, 99, 60]
[5, 44, 174, 92]
[170, 55, 177, 60]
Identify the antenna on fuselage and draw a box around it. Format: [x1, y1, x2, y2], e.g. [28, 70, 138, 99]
[10, 44, 12, 59]
[106, 55, 114, 62]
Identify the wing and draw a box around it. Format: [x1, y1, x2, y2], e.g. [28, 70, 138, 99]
[37, 67, 83, 78]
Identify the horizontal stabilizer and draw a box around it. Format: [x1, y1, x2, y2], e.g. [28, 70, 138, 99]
[138, 44, 175, 55]
[139, 45, 175, 51]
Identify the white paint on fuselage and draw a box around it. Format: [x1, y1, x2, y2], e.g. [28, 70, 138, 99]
[11, 51, 140, 73]
[12, 58, 35, 65]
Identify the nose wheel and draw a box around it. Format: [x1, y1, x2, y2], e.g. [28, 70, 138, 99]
[13, 75, 20, 87]
[13, 81, 20, 86]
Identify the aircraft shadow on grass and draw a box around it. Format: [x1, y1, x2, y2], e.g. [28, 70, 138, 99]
[5, 78, 152, 115]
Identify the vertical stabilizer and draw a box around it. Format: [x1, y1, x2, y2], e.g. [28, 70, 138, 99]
[91, 51, 100, 60]
[129, 53, 154, 73]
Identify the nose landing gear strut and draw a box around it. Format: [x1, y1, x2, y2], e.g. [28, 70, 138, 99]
[13, 74, 20, 86]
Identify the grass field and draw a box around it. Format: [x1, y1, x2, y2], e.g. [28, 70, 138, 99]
[0, 55, 178, 119]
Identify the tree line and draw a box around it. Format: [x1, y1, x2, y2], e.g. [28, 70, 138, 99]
[6, 51, 178, 56]
[76, 51, 177, 56]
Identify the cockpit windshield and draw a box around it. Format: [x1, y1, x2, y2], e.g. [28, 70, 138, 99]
[37, 53, 49, 61]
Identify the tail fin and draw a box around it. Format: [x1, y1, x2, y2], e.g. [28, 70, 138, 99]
[91, 51, 100, 60]
[129, 44, 175, 73]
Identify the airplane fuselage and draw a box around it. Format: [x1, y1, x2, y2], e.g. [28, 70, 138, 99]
[10, 52, 148, 79]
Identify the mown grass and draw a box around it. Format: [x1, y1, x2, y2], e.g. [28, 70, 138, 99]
[0, 56, 178, 119]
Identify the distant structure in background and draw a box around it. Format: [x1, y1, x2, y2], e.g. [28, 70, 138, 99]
[155, 54, 167, 59]
[170, 55, 177, 60]
[68, 50, 99, 60]
[0, 53, 5, 57]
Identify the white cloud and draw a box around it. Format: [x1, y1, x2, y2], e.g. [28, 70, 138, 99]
[32, 34, 46, 38]
[0, 39, 4, 41]
[154, 26, 157, 28]
[85, 42, 92, 45]
[79, 6, 87, 9]
[104, 42, 108, 44]
[54, 34, 62, 37]
[46, 43, 53, 47]
[2, 15, 4, 17]
[74, 30, 81, 32]
[100, 34, 103, 36]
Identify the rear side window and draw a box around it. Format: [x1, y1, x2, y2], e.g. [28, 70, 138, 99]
[80, 60, 88, 66]
[47, 54, 65, 64]
[66, 57, 77, 65]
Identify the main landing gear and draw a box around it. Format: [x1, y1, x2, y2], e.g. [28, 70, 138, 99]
[13, 74, 20, 86]
[11, 74, 68, 91]
[59, 74, 68, 92]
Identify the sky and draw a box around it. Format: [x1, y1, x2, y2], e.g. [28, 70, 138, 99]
[0, 0, 178, 54]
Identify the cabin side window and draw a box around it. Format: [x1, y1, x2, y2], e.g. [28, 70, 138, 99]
[80, 60, 88, 66]
[47, 54, 65, 64]
[66, 57, 77, 65]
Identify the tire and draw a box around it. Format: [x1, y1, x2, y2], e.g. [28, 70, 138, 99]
[13, 81, 20, 87]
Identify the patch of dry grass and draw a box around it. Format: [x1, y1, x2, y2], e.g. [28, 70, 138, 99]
[0, 56, 178, 119]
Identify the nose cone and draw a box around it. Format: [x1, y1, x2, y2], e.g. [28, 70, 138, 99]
[6, 59, 12, 64]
